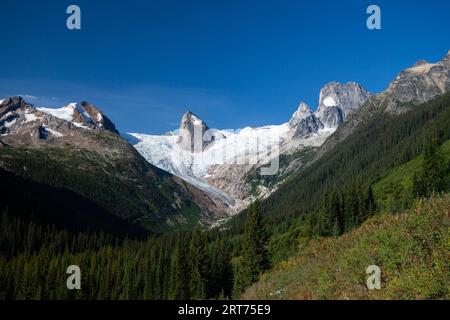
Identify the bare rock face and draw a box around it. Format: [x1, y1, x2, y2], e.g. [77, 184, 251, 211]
[177, 111, 213, 152]
[316, 82, 370, 127]
[384, 52, 450, 110]
[288, 102, 324, 138]
[0, 96, 233, 231]
[318, 50, 450, 158]
[0, 96, 28, 114]
[206, 163, 254, 212]
[0, 97, 121, 147]
[75, 101, 119, 134]
[0, 97, 109, 148]
[0, 97, 50, 145]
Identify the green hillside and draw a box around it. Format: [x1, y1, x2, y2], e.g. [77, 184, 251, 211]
[242, 194, 450, 300]
[0, 132, 202, 234]
[2, 93, 450, 300]
[256, 92, 450, 223]
[225, 93, 450, 298]
[373, 139, 450, 213]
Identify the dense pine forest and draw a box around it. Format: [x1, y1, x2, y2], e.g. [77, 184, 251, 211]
[1, 93, 450, 299]
[0, 211, 232, 299]
[244, 92, 450, 262]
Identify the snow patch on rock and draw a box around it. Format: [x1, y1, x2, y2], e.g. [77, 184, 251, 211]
[43, 126, 64, 138]
[38, 105, 74, 122]
[4, 117, 17, 128]
[24, 111, 40, 123]
[323, 96, 337, 107]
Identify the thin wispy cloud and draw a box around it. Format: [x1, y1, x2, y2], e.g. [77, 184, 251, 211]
[0, 78, 234, 134]
[9, 94, 63, 107]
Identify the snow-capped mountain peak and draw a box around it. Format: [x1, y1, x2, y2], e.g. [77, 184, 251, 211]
[129, 102, 336, 212]
[127, 80, 372, 212]
[0, 97, 120, 145]
[178, 110, 213, 152]
[37, 101, 118, 133]
[38, 103, 78, 123]
[182, 110, 204, 126]
[289, 102, 313, 124]
[288, 102, 324, 139]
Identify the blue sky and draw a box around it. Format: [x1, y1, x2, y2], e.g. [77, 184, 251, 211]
[1, 0, 449, 134]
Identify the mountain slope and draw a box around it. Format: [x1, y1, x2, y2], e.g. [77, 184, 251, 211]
[254, 57, 450, 222]
[316, 81, 370, 128]
[243, 195, 450, 300]
[373, 139, 450, 213]
[129, 82, 368, 213]
[0, 167, 149, 237]
[0, 97, 230, 233]
[319, 50, 450, 157]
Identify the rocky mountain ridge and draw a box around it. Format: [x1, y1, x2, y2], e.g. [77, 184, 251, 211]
[316, 82, 370, 127]
[0, 97, 231, 231]
[4, 50, 448, 226]
[318, 50, 450, 157]
[129, 81, 370, 213]
[128, 50, 450, 216]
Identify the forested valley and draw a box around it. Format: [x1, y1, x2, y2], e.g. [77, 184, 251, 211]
[1, 93, 450, 299]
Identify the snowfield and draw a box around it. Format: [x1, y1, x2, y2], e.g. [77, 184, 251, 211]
[128, 122, 335, 208]
[130, 123, 289, 177]
[38, 105, 75, 122]
[37, 103, 96, 129]
[24, 111, 40, 123]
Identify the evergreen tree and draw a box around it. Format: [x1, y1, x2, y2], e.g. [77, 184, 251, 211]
[362, 185, 377, 221]
[319, 193, 333, 236]
[211, 240, 232, 298]
[171, 240, 190, 299]
[319, 190, 342, 236]
[414, 139, 446, 197]
[412, 172, 425, 198]
[422, 140, 445, 195]
[188, 227, 208, 299]
[235, 201, 270, 294]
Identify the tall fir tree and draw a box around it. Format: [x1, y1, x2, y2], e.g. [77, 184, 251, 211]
[422, 140, 445, 195]
[414, 139, 446, 197]
[170, 239, 190, 299]
[361, 185, 377, 222]
[188, 227, 208, 299]
[320, 190, 342, 236]
[235, 201, 270, 294]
